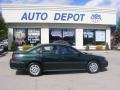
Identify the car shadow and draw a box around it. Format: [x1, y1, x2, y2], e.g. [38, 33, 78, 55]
[43, 70, 87, 75]
[16, 70, 28, 75]
[16, 70, 87, 76]
[16, 68, 108, 76]
[43, 68, 108, 75]
[100, 68, 108, 72]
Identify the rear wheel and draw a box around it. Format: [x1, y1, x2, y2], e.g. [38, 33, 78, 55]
[87, 61, 99, 73]
[0, 45, 4, 53]
[28, 62, 42, 76]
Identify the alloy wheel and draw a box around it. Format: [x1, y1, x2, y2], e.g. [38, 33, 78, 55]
[88, 61, 99, 73]
[28, 63, 41, 76]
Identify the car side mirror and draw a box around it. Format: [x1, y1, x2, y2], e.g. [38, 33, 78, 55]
[77, 52, 82, 56]
[83, 52, 87, 54]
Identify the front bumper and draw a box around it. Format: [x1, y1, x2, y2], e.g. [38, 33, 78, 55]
[10, 59, 26, 70]
[100, 60, 108, 68]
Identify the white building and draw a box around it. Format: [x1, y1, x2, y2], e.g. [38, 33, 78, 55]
[1, 4, 116, 50]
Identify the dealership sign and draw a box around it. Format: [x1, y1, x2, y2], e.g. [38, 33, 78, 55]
[21, 12, 85, 22]
[2, 10, 116, 25]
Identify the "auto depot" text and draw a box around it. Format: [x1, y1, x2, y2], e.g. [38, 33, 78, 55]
[21, 12, 85, 22]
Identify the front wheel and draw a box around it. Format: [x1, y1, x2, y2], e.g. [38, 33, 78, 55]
[87, 61, 99, 73]
[28, 62, 42, 76]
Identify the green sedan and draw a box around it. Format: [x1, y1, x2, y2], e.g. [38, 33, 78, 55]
[10, 44, 108, 76]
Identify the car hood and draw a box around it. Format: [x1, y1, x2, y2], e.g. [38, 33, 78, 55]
[83, 52, 106, 60]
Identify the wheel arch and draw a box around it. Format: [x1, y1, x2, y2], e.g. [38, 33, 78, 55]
[26, 60, 43, 70]
[87, 59, 100, 73]
[87, 59, 101, 68]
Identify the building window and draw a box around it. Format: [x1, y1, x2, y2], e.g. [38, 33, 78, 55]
[83, 30, 95, 45]
[27, 28, 41, 45]
[13, 28, 41, 46]
[95, 30, 106, 45]
[83, 29, 106, 45]
[49, 28, 75, 45]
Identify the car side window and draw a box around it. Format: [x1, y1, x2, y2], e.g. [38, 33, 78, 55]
[68, 47, 79, 54]
[60, 46, 79, 55]
[60, 47, 69, 54]
[36, 47, 42, 53]
[30, 47, 42, 53]
[42, 45, 58, 54]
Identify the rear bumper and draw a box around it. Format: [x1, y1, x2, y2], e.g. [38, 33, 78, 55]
[10, 59, 26, 70]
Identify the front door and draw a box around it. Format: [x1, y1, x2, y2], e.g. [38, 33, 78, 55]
[58, 46, 86, 69]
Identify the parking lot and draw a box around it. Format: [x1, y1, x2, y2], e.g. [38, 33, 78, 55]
[0, 51, 120, 90]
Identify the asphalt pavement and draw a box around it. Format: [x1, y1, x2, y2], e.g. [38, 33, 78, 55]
[0, 51, 120, 90]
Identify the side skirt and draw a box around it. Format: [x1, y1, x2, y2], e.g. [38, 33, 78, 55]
[43, 68, 86, 72]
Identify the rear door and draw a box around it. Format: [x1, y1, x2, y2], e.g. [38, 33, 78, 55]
[41, 45, 63, 70]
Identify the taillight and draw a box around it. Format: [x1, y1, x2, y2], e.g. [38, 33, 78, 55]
[12, 53, 16, 60]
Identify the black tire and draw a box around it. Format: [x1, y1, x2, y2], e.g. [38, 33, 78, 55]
[87, 61, 99, 73]
[28, 62, 42, 76]
[0, 45, 4, 53]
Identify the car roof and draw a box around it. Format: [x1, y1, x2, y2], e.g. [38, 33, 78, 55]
[26, 43, 70, 52]
[38, 43, 70, 47]
[27, 43, 80, 53]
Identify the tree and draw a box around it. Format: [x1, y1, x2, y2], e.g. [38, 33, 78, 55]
[116, 19, 120, 44]
[116, 30, 120, 44]
[0, 16, 8, 41]
[111, 19, 120, 45]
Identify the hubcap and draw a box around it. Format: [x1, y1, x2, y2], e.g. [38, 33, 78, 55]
[89, 63, 98, 73]
[29, 64, 40, 76]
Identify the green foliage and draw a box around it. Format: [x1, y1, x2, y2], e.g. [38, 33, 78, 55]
[22, 45, 32, 51]
[105, 43, 109, 50]
[112, 19, 120, 45]
[115, 28, 120, 44]
[11, 41, 17, 51]
[111, 45, 118, 50]
[96, 45, 103, 50]
[85, 44, 90, 51]
[0, 16, 8, 40]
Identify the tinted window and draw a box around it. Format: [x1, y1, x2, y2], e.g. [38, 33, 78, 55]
[60, 46, 79, 54]
[30, 47, 42, 53]
[42, 45, 58, 54]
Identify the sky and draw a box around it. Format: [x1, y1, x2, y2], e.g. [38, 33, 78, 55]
[0, 0, 89, 5]
[0, 0, 119, 7]
[0, 0, 120, 18]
